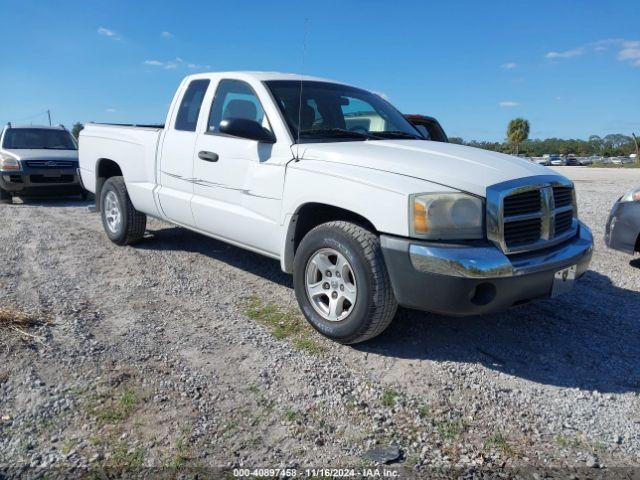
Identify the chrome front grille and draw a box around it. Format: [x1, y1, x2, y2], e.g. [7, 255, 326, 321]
[487, 176, 578, 254]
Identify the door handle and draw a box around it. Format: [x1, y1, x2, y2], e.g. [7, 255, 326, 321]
[198, 151, 219, 162]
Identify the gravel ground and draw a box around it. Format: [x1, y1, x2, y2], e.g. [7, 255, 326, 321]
[0, 166, 639, 478]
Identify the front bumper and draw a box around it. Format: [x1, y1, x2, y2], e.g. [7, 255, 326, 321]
[380, 222, 593, 316]
[605, 201, 640, 254]
[0, 167, 81, 195]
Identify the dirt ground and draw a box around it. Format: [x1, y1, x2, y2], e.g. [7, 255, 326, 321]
[1, 166, 639, 478]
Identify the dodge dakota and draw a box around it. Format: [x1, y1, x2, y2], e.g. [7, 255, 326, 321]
[79, 72, 593, 344]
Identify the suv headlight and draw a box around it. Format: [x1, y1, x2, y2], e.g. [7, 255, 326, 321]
[0, 153, 20, 171]
[410, 192, 484, 239]
[620, 188, 640, 203]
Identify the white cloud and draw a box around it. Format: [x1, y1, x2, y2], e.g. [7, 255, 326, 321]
[545, 38, 640, 68]
[501, 62, 517, 69]
[545, 48, 584, 59]
[618, 47, 640, 60]
[161, 31, 174, 39]
[499, 101, 519, 108]
[105, 108, 116, 113]
[97, 27, 121, 41]
[143, 58, 210, 71]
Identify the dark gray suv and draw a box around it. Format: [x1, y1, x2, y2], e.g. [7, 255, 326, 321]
[0, 124, 86, 202]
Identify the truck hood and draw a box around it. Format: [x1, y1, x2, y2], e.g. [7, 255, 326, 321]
[1, 149, 78, 162]
[297, 140, 553, 197]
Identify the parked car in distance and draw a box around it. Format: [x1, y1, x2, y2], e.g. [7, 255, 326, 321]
[0, 124, 86, 202]
[404, 114, 448, 142]
[606, 187, 640, 254]
[79, 71, 593, 344]
[565, 155, 580, 166]
[612, 156, 634, 165]
[533, 157, 550, 166]
[549, 155, 566, 166]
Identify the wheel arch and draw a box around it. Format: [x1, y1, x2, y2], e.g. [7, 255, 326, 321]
[281, 202, 378, 273]
[94, 158, 123, 211]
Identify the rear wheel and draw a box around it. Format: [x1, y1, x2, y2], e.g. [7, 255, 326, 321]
[100, 176, 146, 245]
[293, 221, 397, 344]
[0, 187, 11, 203]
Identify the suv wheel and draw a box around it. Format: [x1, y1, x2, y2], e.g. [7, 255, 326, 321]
[293, 221, 397, 344]
[0, 187, 11, 203]
[100, 176, 146, 245]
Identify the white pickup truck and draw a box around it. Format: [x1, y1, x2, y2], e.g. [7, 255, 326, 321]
[79, 71, 593, 344]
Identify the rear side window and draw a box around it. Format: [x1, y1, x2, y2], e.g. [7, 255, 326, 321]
[175, 79, 210, 131]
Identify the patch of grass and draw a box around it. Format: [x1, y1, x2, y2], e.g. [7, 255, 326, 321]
[435, 417, 465, 441]
[293, 337, 325, 354]
[381, 388, 400, 407]
[484, 432, 513, 455]
[242, 296, 324, 354]
[556, 434, 583, 449]
[110, 443, 145, 469]
[88, 389, 140, 425]
[417, 403, 431, 419]
[283, 408, 298, 422]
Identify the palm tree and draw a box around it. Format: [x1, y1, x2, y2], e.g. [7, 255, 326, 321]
[507, 118, 530, 155]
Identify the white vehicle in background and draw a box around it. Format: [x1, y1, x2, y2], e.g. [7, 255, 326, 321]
[549, 155, 566, 166]
[533, 157, 550, 166]
[79, 71, 593, 343]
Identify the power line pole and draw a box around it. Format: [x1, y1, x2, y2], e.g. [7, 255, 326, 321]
[47, 110, 51, 126]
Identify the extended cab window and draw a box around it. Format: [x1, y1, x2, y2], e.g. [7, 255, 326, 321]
[175, 79, 210, 131]
[207, 80, 270, 133]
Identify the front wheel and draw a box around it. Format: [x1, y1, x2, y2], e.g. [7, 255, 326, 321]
[293, 221, 397, 344]
[100, 176, 146, 245]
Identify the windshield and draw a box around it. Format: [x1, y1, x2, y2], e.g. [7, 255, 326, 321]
[265, 80, 422, 143]
[2, 128, 77, 150]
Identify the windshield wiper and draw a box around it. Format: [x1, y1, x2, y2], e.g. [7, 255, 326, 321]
[375, 130, 422, 139]
[299, 128, 380, 140]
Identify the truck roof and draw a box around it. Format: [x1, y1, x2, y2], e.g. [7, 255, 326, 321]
[182, 71, 345, 85]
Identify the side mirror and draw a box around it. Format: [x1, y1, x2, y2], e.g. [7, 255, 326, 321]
[218, 118, 276, 143]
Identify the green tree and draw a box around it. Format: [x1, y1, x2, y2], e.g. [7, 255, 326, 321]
[507, 118, 530, 154]
[71, 122, 84, 140]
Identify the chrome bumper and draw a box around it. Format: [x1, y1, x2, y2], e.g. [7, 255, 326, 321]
[409, 221, 593, 279]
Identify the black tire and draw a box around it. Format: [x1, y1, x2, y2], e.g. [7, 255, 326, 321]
[100, 176, 146, 245]
[293, 221, 397, 344]
[0, 188, 10, 203]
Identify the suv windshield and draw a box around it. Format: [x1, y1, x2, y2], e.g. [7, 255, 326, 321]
[265, 80, 422, 143]
[2, 128, 77, 150]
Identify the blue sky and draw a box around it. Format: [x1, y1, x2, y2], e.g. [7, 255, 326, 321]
[1, 0, 638, 141]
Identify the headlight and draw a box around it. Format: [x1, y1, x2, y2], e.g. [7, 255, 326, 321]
[410, 192, 484, 239]
[0, 153, 20, 171]
[620, 188, 640, 203]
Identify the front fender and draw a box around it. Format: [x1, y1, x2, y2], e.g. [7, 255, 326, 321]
[279, 160, 456, 272]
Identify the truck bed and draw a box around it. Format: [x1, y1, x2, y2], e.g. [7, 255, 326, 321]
[79, 123, 165, 218]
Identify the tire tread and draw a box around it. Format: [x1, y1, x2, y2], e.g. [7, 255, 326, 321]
[102, 176, 146, 245]
[303, 221, 397, 344]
